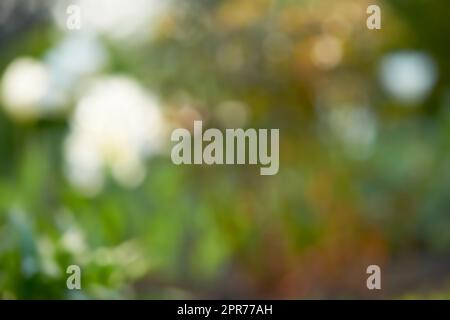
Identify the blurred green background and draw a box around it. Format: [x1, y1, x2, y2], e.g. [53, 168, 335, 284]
[1, 0, 450, 299]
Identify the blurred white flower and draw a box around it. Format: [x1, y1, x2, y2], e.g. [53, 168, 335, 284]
[65, 76, 165, 195]
[379, 51, 438, 105]
[328, 106, 377, 160]
[1, 57, 51, 121]
[52, 0, 171, 41]
[1, 44, 103, 122]
[61, 227, 87, 255]
[45, 33, 107, 90]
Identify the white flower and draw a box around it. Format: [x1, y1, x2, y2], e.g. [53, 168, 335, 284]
[328, 106, 377, 160]
[1, 57, 51, 121]
[52, 0, 171, 42]
[45, 33, 107, 90]
[65, 76, 165, 195]
[0, 45, 102, 122]
[379, 51, 438, 105]
[61, 227, 87, 255]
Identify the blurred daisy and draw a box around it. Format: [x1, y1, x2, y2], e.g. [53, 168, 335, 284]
[65, 76, 165, 195]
